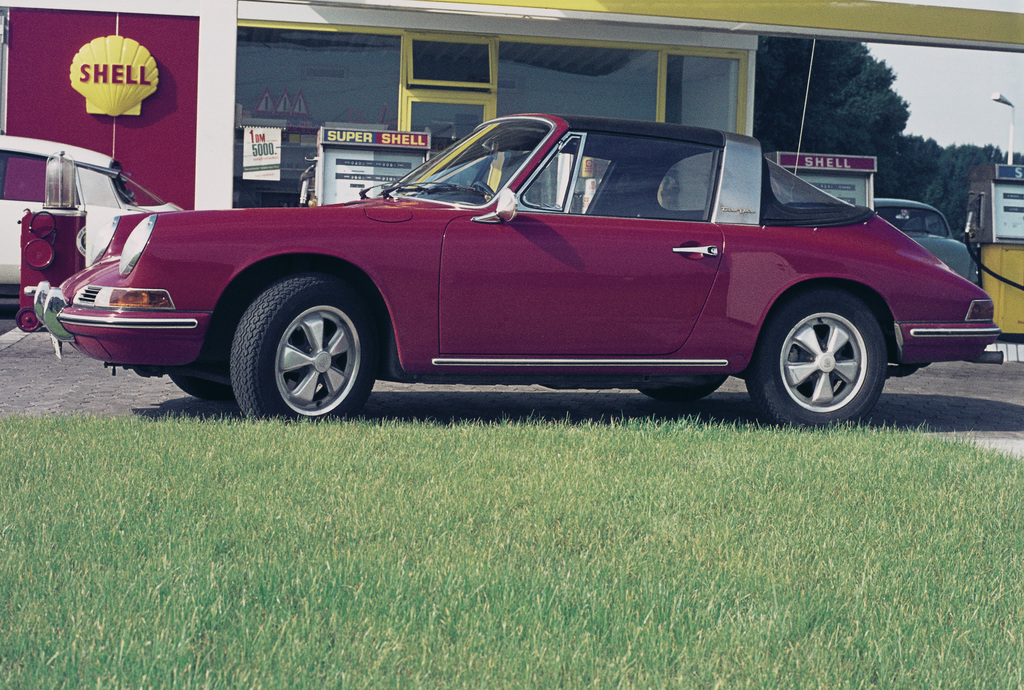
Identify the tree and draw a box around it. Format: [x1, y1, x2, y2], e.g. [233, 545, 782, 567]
[754, 37, 909, 161]
[919, 143, 1005, 235]
[754, 36, 1012, 237]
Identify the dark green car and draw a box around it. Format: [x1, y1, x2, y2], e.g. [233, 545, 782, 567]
[875, 198, 978, 283]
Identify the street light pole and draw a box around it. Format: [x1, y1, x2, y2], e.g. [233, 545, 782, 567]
[992, 92, 1015, 165]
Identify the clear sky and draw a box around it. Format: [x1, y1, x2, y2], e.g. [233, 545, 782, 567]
[864, 0, 1023, 157]
[867, 42, 1024, 157]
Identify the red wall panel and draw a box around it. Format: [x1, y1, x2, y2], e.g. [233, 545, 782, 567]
[7, 9, 199, 209]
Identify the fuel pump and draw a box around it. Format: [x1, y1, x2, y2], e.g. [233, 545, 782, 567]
[16, 152, 87, 332]
[314, 127, 432, 205]
[965, 164, 1024, 339]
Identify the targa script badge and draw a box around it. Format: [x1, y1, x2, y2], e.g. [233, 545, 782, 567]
[70, 36, 159, 116]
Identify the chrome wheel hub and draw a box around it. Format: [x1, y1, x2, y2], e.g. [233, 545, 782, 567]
[779, 313, 867, 413]
[275, 306, 360, 415]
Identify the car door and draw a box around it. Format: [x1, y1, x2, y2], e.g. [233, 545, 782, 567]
[438, 132, 724, 357]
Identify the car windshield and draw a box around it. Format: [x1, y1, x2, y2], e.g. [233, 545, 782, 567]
[79, 163, 171, 208]
[380, 119, 553, 204]
[117, 174, 170, 208]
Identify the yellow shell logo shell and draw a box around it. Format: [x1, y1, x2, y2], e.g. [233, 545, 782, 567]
[70, 36, 159, 117]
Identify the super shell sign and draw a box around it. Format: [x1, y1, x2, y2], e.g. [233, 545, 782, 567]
[70, 36, 159, 117]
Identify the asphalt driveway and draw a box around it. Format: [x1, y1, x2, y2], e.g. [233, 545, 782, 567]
[3, 325, 1024, 457]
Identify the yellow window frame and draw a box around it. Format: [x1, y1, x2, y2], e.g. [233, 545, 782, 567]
[657, 47, 750, 134]
[237, 21, 749, 134]
[400, 90, 497, 137]
[403, 33, 498, 91]
[497, 36, 750, 134]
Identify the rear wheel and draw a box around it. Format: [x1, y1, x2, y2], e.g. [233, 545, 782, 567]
[230, 274, 376, 419]
[748, 290, 886, 426]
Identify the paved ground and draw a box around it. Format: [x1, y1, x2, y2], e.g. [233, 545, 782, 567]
[3, 325, 1024, 457]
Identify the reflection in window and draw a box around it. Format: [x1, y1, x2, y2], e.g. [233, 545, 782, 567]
[574, 133, 719, 221]
[497, 42, 657, 120]
[410, 102, 486, 152]
[0, 155, 45, 202]
[665, 55, 739, 132]
[397, 119, 550, 204]
[412, 40, 490, 84]
[234, 28, 401, 207]
[657, 152, 718, 216]
[522, 137, 580, 211]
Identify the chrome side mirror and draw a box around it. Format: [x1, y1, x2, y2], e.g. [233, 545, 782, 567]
[472, 188, 518, 224]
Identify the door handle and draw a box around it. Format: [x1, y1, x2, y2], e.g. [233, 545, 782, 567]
[673, 245, 719, 257]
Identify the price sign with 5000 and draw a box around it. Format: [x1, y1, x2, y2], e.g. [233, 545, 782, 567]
[243, 127, 282, 181]
[250, 131, 276, 158]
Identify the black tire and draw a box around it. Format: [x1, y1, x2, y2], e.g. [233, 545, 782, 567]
[169, 373, 235, 401]
[230, 274, 376, 419]
[748, 290, 886, 426]
[639, 376, 728, 402]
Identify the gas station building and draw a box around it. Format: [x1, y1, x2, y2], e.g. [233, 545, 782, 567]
[0, 1, 1021, 212]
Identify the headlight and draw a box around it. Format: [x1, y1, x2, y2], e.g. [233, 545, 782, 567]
[86, 215, 121, 266]
[73, 286, 175, 309]
[119, 214, 158, 276]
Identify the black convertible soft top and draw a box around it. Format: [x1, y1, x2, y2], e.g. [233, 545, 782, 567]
[555, 114, 728, 149]
[760, 159, 875, 227]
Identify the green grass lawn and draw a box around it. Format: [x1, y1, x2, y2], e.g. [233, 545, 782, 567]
[1, 416, 1022, 687]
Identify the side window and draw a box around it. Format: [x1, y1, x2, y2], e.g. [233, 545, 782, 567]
[575, 133, 719, 221]
[521, 136, 580, 212]
[0, 153, 46, 202]
[657, 151, 717, 218]
[923, 211, 948, 237]
[878, 207, 949, 238]
[571, 155, 610, 214]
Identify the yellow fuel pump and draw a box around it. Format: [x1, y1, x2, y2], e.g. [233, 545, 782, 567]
[967, 164, 1024, 339]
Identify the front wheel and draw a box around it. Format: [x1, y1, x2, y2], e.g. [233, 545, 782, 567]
[748, 290, 886, 426]
[230, 274, 376, 419]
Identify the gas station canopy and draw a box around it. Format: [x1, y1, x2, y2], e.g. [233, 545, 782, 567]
[426, 0, 1024, 52]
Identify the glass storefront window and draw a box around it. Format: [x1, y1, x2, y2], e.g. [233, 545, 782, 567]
[232, 25, 745, 208]
[410, 101, 487, 151]
[496, 42, 658, 121]
[234, 28, 401, 207]
[411, 40, 491, 85]
[665, 54, 739, 132]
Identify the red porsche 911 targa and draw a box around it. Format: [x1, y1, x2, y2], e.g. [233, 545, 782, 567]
[32, 114, 1001, 425]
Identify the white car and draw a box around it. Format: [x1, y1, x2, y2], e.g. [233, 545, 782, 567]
[0, 135, 176, 296]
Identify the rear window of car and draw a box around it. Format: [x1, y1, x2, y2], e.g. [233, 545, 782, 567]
[876, 206, 949, 238]
[0, 153, 46, 202]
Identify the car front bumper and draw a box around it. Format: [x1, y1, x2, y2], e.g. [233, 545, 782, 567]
[30, 281, 211, 365]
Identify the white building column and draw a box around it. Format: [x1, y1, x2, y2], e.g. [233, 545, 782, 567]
[194, 0, 238, 209]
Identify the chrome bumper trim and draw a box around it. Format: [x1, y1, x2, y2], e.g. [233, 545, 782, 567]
[33, 282, 74, 342]
[57, 313, 199, 330]
[432, 357, 730, 368]
[908, 327, 1002, 338]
